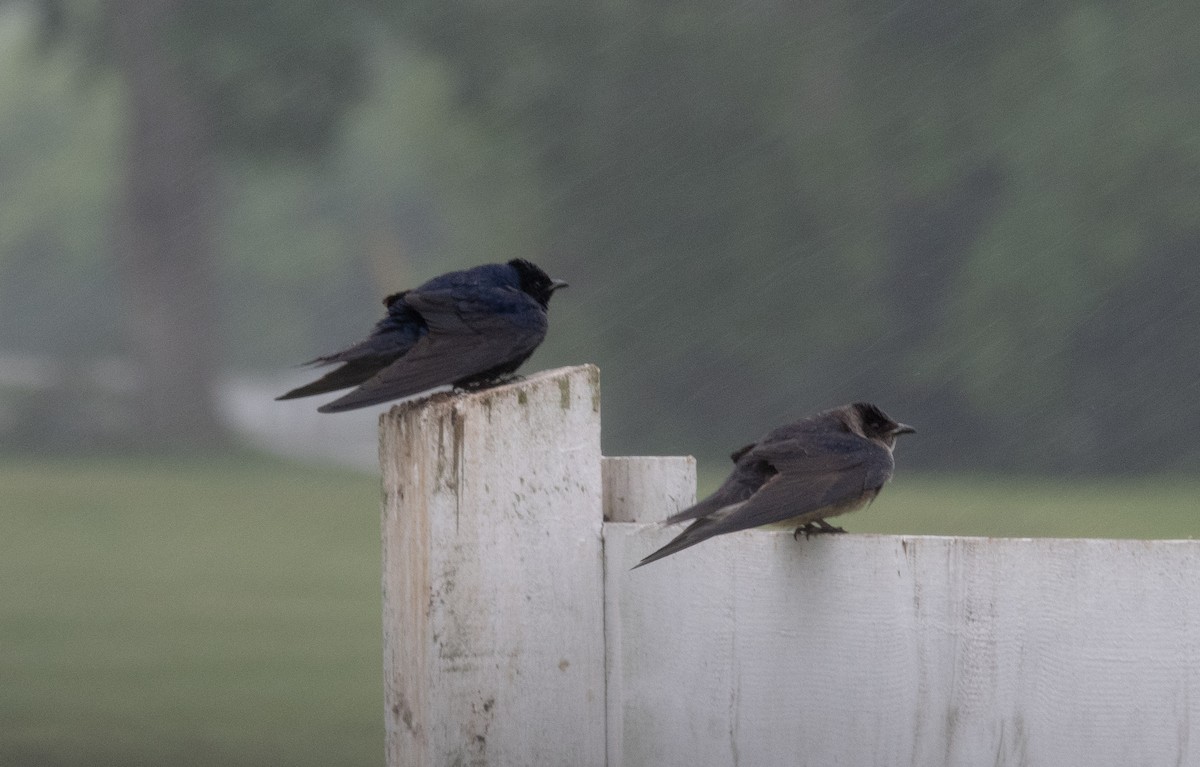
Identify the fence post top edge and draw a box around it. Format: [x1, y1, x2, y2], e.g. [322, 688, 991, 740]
[377, 364, 600, 425]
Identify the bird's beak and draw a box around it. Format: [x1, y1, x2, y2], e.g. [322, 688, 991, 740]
[893, 423, 916, 436]
[550, 279, 569, 292]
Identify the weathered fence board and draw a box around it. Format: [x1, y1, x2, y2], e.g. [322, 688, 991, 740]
[606, 529, 1200, 767]
[381, 365, 1200, 767]
[380, 365, 605, 767]
[601, 455, 696, 763]
[602, 456, 695, 524]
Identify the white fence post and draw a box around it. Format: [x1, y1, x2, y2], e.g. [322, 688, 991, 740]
[600, 455, 696, 762]
[603, 531, 1200, 767]
[601, 456, 696, 524]
[381, 363, 1200, 767]
[379, 365, 605, 767]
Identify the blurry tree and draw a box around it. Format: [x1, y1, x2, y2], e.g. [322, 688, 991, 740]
[6, 0, 1200, 472]
[382, 0, 1200, 473]
[382, 1, 881, 456]
[218, 44, 549, 369]
[33, 0, 367, 446]
[0, 9, 121, 360]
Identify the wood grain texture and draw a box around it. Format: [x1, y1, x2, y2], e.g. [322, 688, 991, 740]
[380, 372, 1200, 766]
[602, 456, 696, 523]
[380, 365, 605, 767]
[607, 530, 1200, 767]
[601, 456, 697, 762]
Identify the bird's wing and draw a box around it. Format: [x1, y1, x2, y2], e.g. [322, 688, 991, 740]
[316, 287, 546, 413]
[634, 442, 893, 568]
[662, 457, 771, 525]
[729, 442, 756, 462]
[664, 430, 858, 526]
[275, 301, 425, 401]
[276, 355, 397, 400]
[705, 440, 894, 537]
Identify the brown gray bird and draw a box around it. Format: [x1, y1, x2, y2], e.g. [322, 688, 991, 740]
[635, 402, 914, 568]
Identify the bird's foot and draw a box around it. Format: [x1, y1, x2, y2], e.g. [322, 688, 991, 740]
[793, 520, 847, 540]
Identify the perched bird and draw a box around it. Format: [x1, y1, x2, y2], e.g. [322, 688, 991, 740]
[635, 403, 914, 568]
[277, 259, 567, 413]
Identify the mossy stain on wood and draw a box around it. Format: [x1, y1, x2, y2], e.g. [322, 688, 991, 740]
[588, 365, 601, 412]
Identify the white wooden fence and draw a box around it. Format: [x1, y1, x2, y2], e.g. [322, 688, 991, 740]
[379, 365, 1200, 767]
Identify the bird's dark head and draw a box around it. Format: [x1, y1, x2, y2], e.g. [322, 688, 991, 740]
[509, 259, 568, 308]
[849, 402, 915, 449]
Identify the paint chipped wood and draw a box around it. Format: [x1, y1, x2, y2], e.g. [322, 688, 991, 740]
[606, 530, 1200, 767]
[381, 363, 1200, 767]
[601, 456, 696, 523]
[380, 365, 605, 767]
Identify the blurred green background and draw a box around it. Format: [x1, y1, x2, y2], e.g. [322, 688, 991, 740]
[3, 0, 1200, 764]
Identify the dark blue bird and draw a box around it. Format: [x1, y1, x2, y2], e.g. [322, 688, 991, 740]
[277, 259, 567, 412]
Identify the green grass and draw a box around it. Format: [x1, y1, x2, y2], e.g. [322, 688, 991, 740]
[862, 474, 1200, 539]
[5, 456, 1200, 767]
[698, 470, 1200, 540]
[0, 454, 383, 767]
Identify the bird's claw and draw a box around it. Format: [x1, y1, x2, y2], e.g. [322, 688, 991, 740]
[793, 520, 847, 540]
